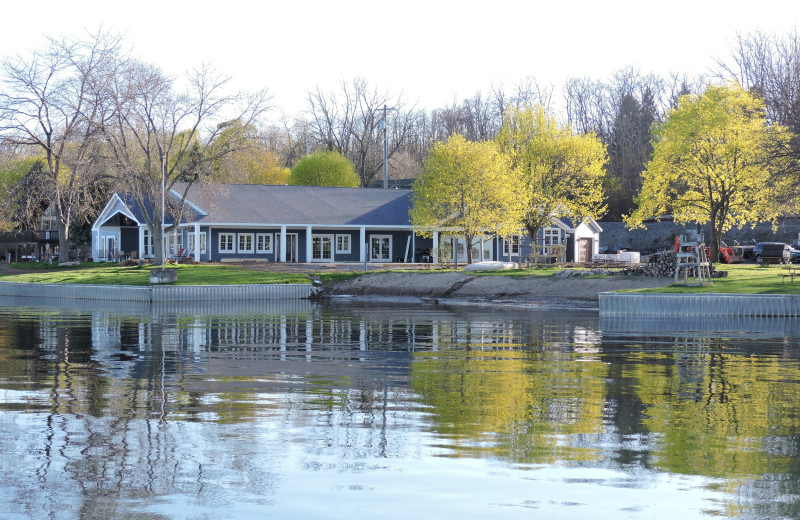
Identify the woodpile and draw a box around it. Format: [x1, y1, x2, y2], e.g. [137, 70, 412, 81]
[624, 251, 716, 278]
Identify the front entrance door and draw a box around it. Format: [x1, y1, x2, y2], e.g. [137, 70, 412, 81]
[579, 238, 592, 263]
[276, 233, 298, 262]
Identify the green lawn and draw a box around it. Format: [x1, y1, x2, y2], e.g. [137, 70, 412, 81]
[0, 261, 797, 294]
[626, 263, 800, 295]
[0, 263, 310, 286]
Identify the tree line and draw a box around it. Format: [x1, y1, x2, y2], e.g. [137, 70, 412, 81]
[1, 28, 799, 263]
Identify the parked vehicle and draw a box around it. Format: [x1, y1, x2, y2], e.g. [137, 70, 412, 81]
[704, 241, 743, 263]
[753, 242, 791, 264]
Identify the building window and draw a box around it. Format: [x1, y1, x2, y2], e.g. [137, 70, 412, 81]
[167, 233, 183, 256]
[142, 229, 154, 257]
[503, 235, 521, 256]
[188, 232, 207, 255]
[238, 233, 254, 253]
[312, 234, 333, 261]
[543, 227, 560, 245]
[370, 235, 391, 261]
[256, 233, 273, 253]
[335, 234, 351, 254]
[219, 233, 235, 253]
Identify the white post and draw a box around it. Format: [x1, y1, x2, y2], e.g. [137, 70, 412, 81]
[280, 226, 287, 262]
[432, 232, 439, 263]
[359, 227, 366, 263]
[305, 225, 313, 263]
[194, 223, 201, 262]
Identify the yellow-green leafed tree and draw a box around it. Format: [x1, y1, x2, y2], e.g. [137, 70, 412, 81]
[410, 134, 523, 264]
[288, 150, 359, 187]
[496, 105, 607, 248]
[626, 83, 795, 262]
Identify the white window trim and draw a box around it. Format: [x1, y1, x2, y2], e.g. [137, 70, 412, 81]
[335, 234, 351, 254]
[238, 233, 254, 254]
[256, 233, 274, 254]
[503, 235, 522, 256]
[219, 232, 235, 253]
[312, 234, 334, 261]
[543, 227, 561, 245]
[188, 232, 207, 254]
[370, 234, 392, 262]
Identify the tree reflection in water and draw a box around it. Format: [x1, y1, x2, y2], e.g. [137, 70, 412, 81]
[0, 298, 798, 519]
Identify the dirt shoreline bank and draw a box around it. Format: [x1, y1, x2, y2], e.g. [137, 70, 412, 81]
[321, 270, 674, 308]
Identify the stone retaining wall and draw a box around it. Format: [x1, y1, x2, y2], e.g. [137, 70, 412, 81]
[599, 218, 800, 253]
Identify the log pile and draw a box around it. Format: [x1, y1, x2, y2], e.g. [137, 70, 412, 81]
[624, 251, 716, 278]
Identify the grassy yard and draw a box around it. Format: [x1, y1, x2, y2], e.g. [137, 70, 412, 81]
[0, 261, 797, 294]
[0, 263, 310, 286]
[626, 263, 800, 295]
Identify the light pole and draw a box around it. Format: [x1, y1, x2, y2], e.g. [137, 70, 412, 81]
[161, 153, 165, 269]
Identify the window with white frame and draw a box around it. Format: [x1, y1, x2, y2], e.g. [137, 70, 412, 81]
[312, 234, 334, 261]
[219, 233, 235, 253]
[167, 233, 183, 255]
[187, 232, 207, 255]
[238, 233, 254, 253]
[335, 234, 351, 254]
[370, 235, 392, 261]
[543, 227, 561, 245]
[256, 233, 273, 253]
[503, 235, 521, 256]
[142, 229, 154, 257]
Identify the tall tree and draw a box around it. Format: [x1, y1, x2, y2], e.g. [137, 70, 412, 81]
[410, 134, 522, 264]
[496, 104, 607, 248]
[99, 60, 270, 264]
[0, 30, 120, 262]
[626, 84, 795, 262]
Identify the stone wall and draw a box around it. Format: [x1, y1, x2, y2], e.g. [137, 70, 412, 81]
[599, 218, 800, 253]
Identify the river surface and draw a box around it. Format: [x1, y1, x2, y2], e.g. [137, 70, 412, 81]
[1, 297, 800, 519]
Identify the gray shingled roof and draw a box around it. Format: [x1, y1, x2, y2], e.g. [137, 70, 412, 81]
[178, 184, 413, 227]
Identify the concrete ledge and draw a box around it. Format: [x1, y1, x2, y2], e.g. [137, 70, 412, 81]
[599, 292, 800, 317]
[0, 282, 313, 302]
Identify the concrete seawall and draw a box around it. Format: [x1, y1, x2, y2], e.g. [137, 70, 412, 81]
[0, 282, 314, 302]
[599, 292, 800, 317]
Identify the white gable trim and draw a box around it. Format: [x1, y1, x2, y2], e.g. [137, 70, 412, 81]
[92, 193, 140, 230]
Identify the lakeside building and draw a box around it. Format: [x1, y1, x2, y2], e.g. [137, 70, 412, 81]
[91, 184, 601, 265]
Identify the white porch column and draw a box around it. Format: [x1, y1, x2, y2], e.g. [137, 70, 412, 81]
[280, 226, 287, 262]
[359, 226, 366, 263]
[194, 223, 201, 262]
[138, 226, 145, 261]
[305, 225, 313, 263]
[432, 232, 439, 263]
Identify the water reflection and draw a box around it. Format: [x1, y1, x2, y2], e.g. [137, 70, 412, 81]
[1, 297, 799, 519]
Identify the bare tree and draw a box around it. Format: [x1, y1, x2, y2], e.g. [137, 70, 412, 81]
[98, 59, 271, 264]
[719, 29, 800, 173]
[306, 77, 418, 186]
[0, 30, 121, 262]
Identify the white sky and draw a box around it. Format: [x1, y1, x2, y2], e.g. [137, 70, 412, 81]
[1, 0, 798, 120]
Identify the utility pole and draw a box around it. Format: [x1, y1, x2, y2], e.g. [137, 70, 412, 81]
[380, 104, 396, 189]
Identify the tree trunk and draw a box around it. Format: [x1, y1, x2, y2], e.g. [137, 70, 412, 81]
[57, 219, 70, 263]
[153, 224, 166, 268]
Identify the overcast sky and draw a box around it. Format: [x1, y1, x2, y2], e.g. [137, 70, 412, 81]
[1, 0, 798, 119]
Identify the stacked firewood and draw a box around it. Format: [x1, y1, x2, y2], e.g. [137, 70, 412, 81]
[624, 251, 716, 278]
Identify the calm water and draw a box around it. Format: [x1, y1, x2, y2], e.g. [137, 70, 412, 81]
[1, 297, 800, 519]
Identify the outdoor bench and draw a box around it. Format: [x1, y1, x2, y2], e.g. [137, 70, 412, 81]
[780, 266, 800, 284]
